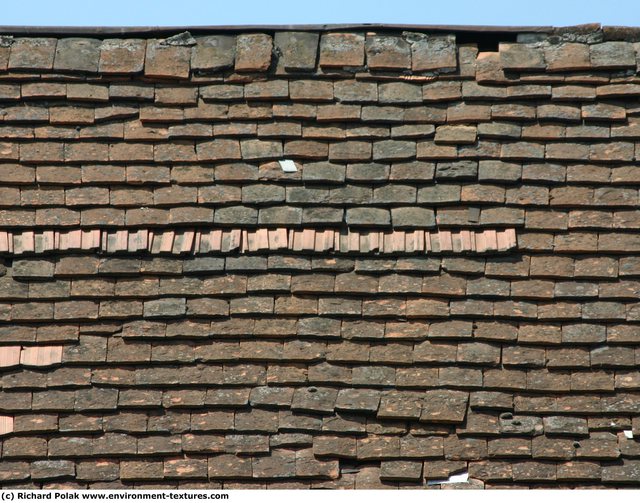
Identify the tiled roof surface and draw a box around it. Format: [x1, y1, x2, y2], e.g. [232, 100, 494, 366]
[1, 24, 640, 489]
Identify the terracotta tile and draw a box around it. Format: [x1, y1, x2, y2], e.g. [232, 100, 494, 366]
[314, 230, 326, 252]
[246, 230, 257, 252]
[197, 230, 210, 253]
[359, 232, 371, 253]
[34, 233, 45, 253]
[0, 415, 14, 436]
[485, 229, 498, 251]
[171, 233, 184, 254]
[451, 232, 462, 252]
[460, 230, 473, 251]
[100, 230, 108, 251]
[347, 230, 359, 252]
[211, 230, 223, 251]
[255, 229, 269, 250]
[160, 231, 175, 253]
[181, 230, 194, 254]
[0, 346, 21, 368]
[288, 229, 297, 250]
[149, 231, 161, 254]
[496, 229, 510, 251]
[20, 345, 63, 366]
[301, 229, 316, 251]
[21, 231, 35, 252]
[439, 230, 453, 252]
[469, 231, 477, 252]
[138, 229, 149, 251]
[292, 230, 304, 251]
[67, 229, 82, 249]
[382, 231, 394, 254]
[115, 230, 129, 251]
[147, 231, 156, 252]
[475, 231, 487, 253]
[242, 229, 251, 252]
[323, 229, 336, 251]
[193, 231, 201, 253]
[429, 231, 440, 253]
[333, 230, 341, 251]
[316, 229, 328, 251]
[220, 230, 233, 252]
[268, 228, 288, 250]
[413, 230, 425, 252]
[206, 229, 222, 252]
[0, 231, 9, 252]
[129, 229, 149, 252]
[391, 230, 405, 253]
[405, 230, 424, 253]
[404, 231, 415, 253]
[368, 231, 380, 253]
[58, 231, 69, 251]
[12, 234, 25, 255]
[43, 230, 56, 251]
[228, 229, 242, 251]
[505, 228, 517, 249]
[339, 230, 350, 253]
[103, 231, 115, 252]
[81, 230, 96, 249]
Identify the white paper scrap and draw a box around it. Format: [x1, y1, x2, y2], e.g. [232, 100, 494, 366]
[426, 471, 469, 486]
[447, 472, 469, 483]
[279, 159, 298, 173]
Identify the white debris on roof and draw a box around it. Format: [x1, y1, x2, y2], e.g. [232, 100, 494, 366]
[426, 471, 469, 486]
[279, 159, 298, 173]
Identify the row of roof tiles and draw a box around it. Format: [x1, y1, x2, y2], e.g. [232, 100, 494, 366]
[0, 227, 516, 255]
[2, 31, 640, 77]
[5, 81, 640, 105]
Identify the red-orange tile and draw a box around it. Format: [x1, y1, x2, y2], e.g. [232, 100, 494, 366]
[20, 345, 63, 366]
[0, 415, 14, 436]
[0, 346, 21, 368]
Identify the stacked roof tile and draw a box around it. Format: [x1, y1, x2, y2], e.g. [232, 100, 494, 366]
[1, 23, 640, 488]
